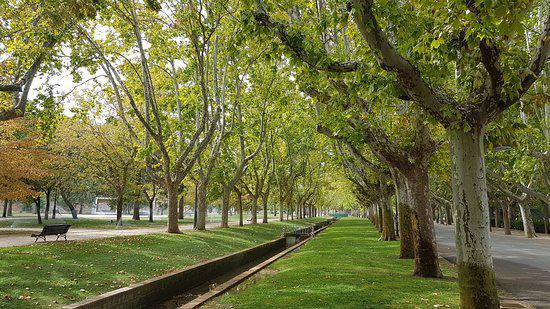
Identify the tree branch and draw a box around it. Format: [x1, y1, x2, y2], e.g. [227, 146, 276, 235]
[349, 0, 456, 125]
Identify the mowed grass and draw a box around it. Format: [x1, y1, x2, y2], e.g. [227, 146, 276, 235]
[209, 218, 460, 309]
[0, 218, 324, 309]
[0, 214, 279, 230]
[0, 217, 192, 230]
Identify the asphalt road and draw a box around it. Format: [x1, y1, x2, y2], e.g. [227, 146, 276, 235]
[435, 224, 550, 308]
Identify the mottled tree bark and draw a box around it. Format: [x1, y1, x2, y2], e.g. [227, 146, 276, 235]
[236, 188, 243, 226]
[405, 167, 442, 278]
[519, 203, 536, 238]
[166, 182, 180, 233]
[250, 196, 258, 224]
[450, 128, 499, 308]
[393, 171, 414, 259]
[380, 196, 396, 241]
[221, 186, 231, 228]
[195, 179, 207, 230]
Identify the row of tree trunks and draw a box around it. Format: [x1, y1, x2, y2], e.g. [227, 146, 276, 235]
[392, 170, 414, 259]
[379, 195, 396, 241]
[2, 201, 13, 217]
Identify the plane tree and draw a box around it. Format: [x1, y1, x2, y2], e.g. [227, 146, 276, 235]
[249, 0, 549, 305]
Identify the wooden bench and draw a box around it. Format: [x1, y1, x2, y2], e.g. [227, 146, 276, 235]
[31, 224, 71, 242]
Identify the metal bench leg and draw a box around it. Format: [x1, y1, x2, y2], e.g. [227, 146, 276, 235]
[43, 236, 47, 242]
[56, 234, 60, 241]
[64, 234, 67, 241]
[34, 237, 38, 243]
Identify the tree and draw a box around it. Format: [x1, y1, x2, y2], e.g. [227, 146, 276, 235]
[55, 119, 138, 226]
[78, 0, 221, 233]
[251, 0, 548, 305]
[0, 119, 53, 207]
[0, 0, 100, 120]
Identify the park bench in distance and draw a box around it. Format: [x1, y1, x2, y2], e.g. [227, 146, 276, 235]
[31, 224, 71, 242]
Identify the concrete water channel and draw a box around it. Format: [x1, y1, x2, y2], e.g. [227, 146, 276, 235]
[65, 219, 335, 309]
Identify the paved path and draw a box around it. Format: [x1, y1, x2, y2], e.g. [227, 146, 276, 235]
[435, 224, 550, 308]
[0, 221, 248, 248]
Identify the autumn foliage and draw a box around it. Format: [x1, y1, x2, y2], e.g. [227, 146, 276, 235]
[0, 119, 53, 200]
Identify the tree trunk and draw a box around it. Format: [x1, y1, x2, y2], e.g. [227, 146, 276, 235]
[543, 203, 549, 234]
[7, 201, 12, 216]
[375, 204, 382, 232]
[116, 194, 123, 227]
[262, 194, 268, 223]
[220, 185, 230, 228]
[450, 128, 499, 308]
[279, 202, 284, 221]
[394, 172, 414, 259]
[35, 197, 42, 225]
[237, 189, 243, 226]
[132, 203, 140, 220]
[2, 200, 7, 218]
[404, 168, 442, 278]
[148, 198, 154, 222]
[519, 203, 536, 238]
[445, 205, 452, 225]
[380, 196, 396, 241]
[60, 191, 78, 219]
[195, 179, 207, 230]
[251, 196, 258, 224]
[178, 192, 185, 220]
[166, 181, 181, 233]
[44, 189, 51, 220]
[502, 203, 511, 235]
[494, 207, 500, 228]
[52, 189, 58, 219]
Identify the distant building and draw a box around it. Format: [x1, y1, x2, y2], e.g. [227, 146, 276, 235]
[92, 197, 115, 214]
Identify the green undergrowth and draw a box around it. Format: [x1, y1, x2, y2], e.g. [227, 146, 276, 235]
[208, 218, 460, 308]
[0, 218, 324, 309]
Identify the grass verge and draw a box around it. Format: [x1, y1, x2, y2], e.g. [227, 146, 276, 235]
[207, 217, 460, 308]
[0, 215, 281, 230]
[0, 218, 323, 309]
[0, 218, 191, 230]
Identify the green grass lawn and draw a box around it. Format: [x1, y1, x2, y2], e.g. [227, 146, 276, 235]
[0, 214, 279, 230]
[0, 218, 324, 309]
[207, 217, 460, 309]
[0, 217, 191, 230]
